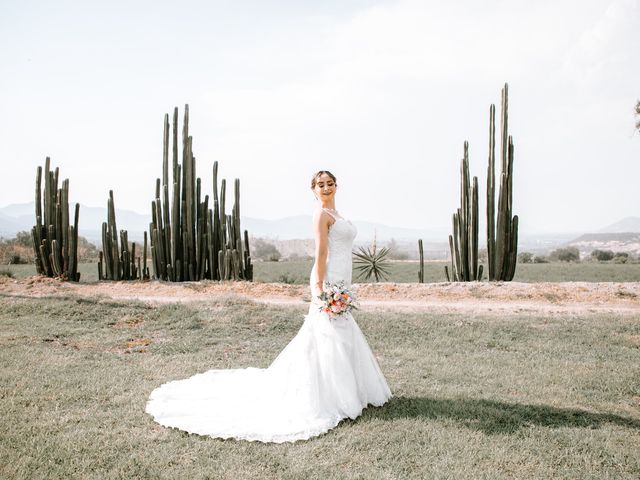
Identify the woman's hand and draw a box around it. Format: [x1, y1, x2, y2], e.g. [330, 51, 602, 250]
[311, 282, 324, 303]
[311, 283, 322, 298]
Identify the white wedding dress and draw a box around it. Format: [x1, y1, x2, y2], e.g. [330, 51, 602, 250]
[145, 209, 392, 443]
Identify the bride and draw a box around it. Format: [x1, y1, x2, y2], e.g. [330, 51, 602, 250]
[145, 170, 393, 443]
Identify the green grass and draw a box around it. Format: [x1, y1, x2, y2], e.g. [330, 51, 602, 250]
[1, 294, 638, 479]
[5, 261, 640, 284]
[254, 260, 640, 284]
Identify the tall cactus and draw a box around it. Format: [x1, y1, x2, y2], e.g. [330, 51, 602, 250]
[445, 142, 483, 282]
[98, 190, 147, 280]
[487, 83, 519, 281]
[31, 157, 80, 281]
[417, 239, 424, 283]
[149, 105, 253, 281]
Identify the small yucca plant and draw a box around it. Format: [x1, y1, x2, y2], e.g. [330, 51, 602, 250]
[353, 245, 391, 282]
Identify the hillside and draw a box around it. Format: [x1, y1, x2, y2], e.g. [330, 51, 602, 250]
[597, 217, 640, 233]
[568, 232, 640, 256]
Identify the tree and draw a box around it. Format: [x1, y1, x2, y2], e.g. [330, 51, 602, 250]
[550, 247, 580, 262]
[591, 249, 614, 262]
[252, 238, 281, 262]
[517, 252, 534, 263]
[14, 231, 33, 247]
[636, 100, 640, 132]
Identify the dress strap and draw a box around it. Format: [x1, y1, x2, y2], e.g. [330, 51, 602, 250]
[321, 208, 339, 220]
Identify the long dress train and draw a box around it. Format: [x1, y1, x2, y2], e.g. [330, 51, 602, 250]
[145, 209, 392, 443]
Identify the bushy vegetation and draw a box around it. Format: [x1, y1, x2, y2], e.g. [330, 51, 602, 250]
[591, 249, 615, 261]
[518, 252, 534, 263]
[0, 231, 33, 264]
[0, 231, 100, 265]
[591, 249, 633, 264]
[614, 252, 630, 263]
[251, 238, 282, 262]
[549, 246, 580, 263]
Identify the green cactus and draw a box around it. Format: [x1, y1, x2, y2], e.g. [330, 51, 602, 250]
[417, 239, 424, 283]
[149, 105, 253, 282]
[487, 83, 519, 281]
[31, 157, 80, 281]
[446, 142, 483, 282]
[446, 83, 518, 282]
[98, 190, 141, 280]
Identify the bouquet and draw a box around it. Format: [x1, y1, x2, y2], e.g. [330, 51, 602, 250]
[317, 281, 358, 319]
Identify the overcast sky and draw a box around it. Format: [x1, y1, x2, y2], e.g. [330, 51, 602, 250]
[1, 0, 638, 234]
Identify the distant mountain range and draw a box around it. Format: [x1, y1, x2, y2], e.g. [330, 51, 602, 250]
[0, 202, 448, 245]
[2, 202, 638, 255]
[596, 217, 640, 233]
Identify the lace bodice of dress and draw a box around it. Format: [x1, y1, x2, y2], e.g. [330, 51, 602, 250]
[312, 208, 357, 288]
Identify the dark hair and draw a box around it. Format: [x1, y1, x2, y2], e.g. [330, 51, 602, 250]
[310, 170, 337, 189]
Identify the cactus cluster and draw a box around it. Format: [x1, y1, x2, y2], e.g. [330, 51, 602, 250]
[98, 190, 150, 280]
[445, 142, 483, 282]
[149, 105, 253, 281]
[31, 157, 80, 281]
[445, 82, 518, 282]
[487, 83, 518, 281]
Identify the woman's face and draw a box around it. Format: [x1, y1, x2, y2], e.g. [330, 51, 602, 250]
[313, 173, 337, 201]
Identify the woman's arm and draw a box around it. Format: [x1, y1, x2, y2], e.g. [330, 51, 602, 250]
[312, 210, 332, 297]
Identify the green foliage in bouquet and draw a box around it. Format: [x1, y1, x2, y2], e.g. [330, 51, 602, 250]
[353, 245, 391, 282]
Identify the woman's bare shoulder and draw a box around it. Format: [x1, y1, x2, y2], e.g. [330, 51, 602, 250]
[312, 208, 333, 228]
[312, 208, 330, 221]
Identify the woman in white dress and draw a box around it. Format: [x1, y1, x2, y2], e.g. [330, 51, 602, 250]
[145, 170, 392, 443]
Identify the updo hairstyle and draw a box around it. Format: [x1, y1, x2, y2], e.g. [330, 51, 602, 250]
[310, 170, 337, 189]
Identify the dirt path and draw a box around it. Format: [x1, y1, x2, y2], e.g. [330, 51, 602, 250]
[2, 276, 640, 316]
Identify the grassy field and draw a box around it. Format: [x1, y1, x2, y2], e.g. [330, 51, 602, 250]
[3, 260, 640, 284]
[1, 294, 638, 479]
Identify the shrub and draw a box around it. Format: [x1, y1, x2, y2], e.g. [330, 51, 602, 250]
[591, 249, 615, 262]
[9, 254, 27, 264]
[550, 247, 580, 262]
[0, 232, 99, 264]
[252, 238, 282, 262]
[277, 273, 298, 284]
[614, 252, 629, 264]
[77, 237, 100, 262]
[13, 231, 33, 248]
[518, 252, 534, 263]
[533, 255, 549, 263]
